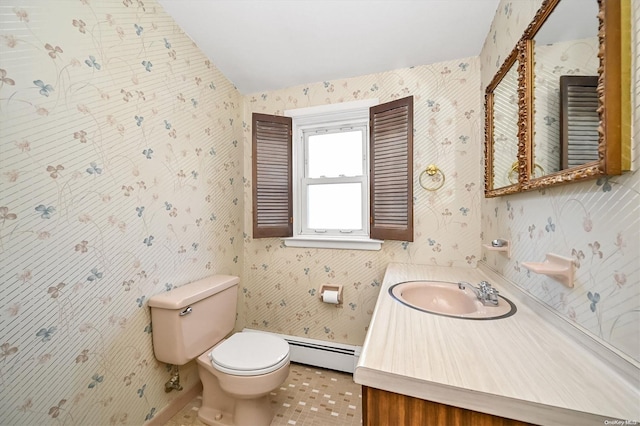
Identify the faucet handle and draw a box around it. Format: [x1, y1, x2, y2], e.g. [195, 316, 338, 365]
[479, 281, 490, 291]
[487, 287, 499, 303]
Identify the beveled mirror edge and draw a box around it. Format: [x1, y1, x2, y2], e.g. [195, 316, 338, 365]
[484, 45, 524, 198]
[520, 0, 624, 192]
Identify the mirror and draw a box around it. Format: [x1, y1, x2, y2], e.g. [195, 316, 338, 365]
[522, 0, 628, 190]
[484, 0, 629, 197]
[531, 0, 599, 178]
[484, 47, 523, 197]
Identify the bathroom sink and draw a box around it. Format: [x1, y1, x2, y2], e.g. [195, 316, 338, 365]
[389, 280, 516, 320]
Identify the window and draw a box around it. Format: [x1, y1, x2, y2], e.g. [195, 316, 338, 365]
[302, 125, 368, 236]
[252, 96, 413, 249]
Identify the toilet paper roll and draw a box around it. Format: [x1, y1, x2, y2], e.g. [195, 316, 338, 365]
[322, 290, 340, 304]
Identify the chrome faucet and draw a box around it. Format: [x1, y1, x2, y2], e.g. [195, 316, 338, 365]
[458, 280, 500, 306]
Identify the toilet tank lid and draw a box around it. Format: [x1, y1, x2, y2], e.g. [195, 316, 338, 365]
[148, 275, 239, 310]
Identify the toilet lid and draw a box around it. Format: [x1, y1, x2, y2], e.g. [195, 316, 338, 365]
[210, 333, 290, 376]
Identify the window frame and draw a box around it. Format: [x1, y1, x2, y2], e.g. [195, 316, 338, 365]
[299, 123, 369, 237]
[285, 99, 382, 250]
[251, 96, 413, 250]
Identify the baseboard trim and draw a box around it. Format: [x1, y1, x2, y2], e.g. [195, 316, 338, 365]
[146, 381, 202, 426]
[243, 328, 362, 374]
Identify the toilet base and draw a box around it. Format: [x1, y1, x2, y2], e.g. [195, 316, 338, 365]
[198, 405, 232, 426]
[234, 396, 272, 426]
[196, 397, 272, 426]
[196, 347, 289, 426]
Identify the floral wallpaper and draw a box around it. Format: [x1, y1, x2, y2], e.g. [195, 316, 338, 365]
[239, 60, 483, 346]
[1, 0, 635, 424]
[0, 0, 243, 424]
[533, 37, 599, 175]
[481, 0, 640, 362]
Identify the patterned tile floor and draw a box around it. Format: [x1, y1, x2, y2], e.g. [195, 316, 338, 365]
[165, 363, 362, 426]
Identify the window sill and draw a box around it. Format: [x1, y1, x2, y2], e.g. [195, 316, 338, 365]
[281, 236, 383, 251]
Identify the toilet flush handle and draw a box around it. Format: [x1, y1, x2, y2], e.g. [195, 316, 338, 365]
[179, 306, 193, 316]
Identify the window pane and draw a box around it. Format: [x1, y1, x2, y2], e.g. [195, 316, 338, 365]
[307, 183, 362, 230]
[307, 130, 363, 178]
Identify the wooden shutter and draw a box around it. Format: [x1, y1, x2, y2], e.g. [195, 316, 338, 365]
[560, 75, 599, 169]
[370, 96, 413, 242]
[252, 113, 293, 238]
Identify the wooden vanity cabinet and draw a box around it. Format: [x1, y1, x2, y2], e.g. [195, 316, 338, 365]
[362, 386, 534, 426]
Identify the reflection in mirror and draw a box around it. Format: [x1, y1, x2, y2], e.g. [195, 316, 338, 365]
[531, 0, 599, 177]
[484, 46, 522, 197]
[560, 75, 599, 168]
[492, 62, 520, 188]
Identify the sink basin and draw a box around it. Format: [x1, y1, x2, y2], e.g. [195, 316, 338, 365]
[389, 280, 516, 320]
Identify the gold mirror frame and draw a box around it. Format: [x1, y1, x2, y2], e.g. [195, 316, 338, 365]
[521, 0, 624, 191]
[484, 0, 628, 197]
[484, 45, 526, 197]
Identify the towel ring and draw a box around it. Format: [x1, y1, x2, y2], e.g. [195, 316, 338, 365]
[531, 162, 545, 178]
[507, 161, 519, 185]
[507, 161, 545, 184]
[419, 164, 445, 191]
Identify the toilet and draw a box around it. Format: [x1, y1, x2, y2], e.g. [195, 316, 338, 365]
[148, 275, 290, 426]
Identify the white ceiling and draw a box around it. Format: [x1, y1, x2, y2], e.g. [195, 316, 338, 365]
[157, 0, 500, 94]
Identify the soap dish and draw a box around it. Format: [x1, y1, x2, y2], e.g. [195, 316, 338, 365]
[482, 239, 510, 258]
[522, 253, 574, 288]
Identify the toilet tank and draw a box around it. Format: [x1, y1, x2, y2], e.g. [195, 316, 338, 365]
[148, 275, 239, 365]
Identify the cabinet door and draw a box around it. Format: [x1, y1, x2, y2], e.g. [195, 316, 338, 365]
[362, 386, 533, 426]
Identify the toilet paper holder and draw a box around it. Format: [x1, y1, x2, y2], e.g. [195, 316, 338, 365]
[319, 284, 343, 304]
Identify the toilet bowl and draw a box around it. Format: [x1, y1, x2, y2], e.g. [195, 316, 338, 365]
[197, 332, 290, 426]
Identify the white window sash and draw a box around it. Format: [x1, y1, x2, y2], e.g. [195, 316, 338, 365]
[300, 123, 368, 236]
[300, 176, 367, 236]
[283, 99, 383, 250]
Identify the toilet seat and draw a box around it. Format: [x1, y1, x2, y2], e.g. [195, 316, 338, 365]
[210, 333, 290, 376]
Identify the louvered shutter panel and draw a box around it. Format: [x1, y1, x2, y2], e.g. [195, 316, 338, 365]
[252, 113, 293, 238]
[370, 96, 414, 242]
[560, 76, 599, 169]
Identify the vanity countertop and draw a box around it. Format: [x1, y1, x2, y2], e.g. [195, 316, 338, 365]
[354, 262, 639, 425]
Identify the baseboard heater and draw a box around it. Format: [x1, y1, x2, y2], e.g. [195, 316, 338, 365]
[243, 328, 362, 374]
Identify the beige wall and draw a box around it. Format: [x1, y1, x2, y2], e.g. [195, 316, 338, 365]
[239, 60, 483, 345]
[1, 1, 637, 424]
[480, 0, 640, 362]
[0, 1, 243, 424]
